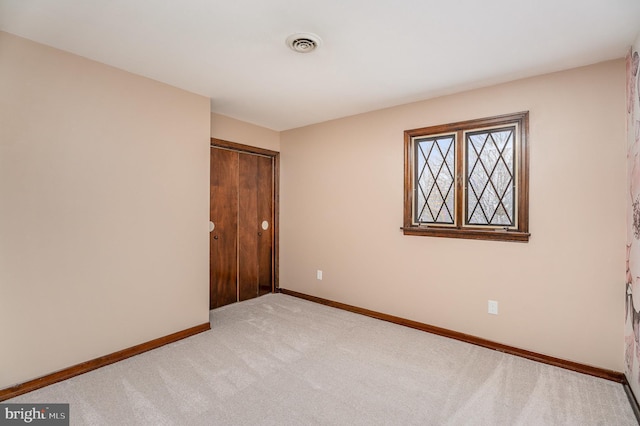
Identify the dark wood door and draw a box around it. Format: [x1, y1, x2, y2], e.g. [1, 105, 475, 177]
[210, 146, 274, 309]
[256, 155, 273, 297]
[210, 148, 238, 309]
[238, 153, 259, 301]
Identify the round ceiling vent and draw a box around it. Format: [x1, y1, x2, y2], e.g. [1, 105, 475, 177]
[286, 33, 322, 53]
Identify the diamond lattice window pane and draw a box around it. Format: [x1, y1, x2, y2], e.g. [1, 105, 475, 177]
[469, 133, 487, 152]
[492, 160, 512, 197]
[491, 130, 512, 151]
[469, 208, 486, 224]
[481, 184, 500, 221]
[479, 142, 499, 173]
[465, 127, 516, 227]
[414, 135, 455, 224]
[503, 188, 513, 215]
[492, 205, 511, 225]
[468, 163, 489, 199]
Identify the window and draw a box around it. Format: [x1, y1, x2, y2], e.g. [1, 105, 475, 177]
[403, 112, 530, 242]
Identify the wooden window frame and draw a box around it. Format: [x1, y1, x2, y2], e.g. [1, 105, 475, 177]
[403, 111, 530, 242]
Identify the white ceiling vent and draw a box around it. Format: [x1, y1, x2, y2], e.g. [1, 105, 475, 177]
[286, 33, 322, 53]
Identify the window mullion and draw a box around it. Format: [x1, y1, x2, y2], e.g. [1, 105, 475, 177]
[455, 130, 464, 228]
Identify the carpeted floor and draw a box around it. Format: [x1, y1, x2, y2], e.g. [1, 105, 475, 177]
[6, 293, 638, 425]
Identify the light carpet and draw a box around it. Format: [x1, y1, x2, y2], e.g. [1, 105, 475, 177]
[6, 293, 638, 425]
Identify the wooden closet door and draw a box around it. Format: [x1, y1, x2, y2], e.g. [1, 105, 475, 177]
[210, 144, 275, 309]
[238, 153, 259, 301]
[209, 148, 238, 309]
[256, 155, 273, 296]
[238, 153, 274, 301]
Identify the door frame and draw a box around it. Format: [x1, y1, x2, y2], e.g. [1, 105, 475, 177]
[210, 138, 280, 293]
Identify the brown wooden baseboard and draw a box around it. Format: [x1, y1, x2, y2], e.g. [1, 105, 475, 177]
[279, 288, 625, 383]
[0, 322, 211, 401]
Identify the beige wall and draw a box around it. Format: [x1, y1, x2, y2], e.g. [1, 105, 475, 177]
[211, 113, 280, 151]
[0, 32, 211, 389]
[280, 60, 626, 371]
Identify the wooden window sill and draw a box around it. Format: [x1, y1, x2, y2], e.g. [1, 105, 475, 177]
[401, 226, 530, 242]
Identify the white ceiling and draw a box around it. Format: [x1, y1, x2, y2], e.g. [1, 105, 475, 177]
[1, 0, 639, 131]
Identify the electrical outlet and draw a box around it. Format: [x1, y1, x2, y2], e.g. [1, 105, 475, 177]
[488, 300, 498, 315]
[317, 270, 323, 280]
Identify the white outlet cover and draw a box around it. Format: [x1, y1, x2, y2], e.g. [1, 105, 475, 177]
[488, 300, 498, 315]
[317, 270, 323, 280]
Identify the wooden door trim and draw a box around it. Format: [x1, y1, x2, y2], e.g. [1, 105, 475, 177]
[211, 138, 279, 158]
[211, 138, 279, 292]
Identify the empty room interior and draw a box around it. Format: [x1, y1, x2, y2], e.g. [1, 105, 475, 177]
[3, 0, 640, 424]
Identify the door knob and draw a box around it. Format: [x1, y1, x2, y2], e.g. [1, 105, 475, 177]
[258, 232, 262, 236]
[213, 235, 219, 240]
